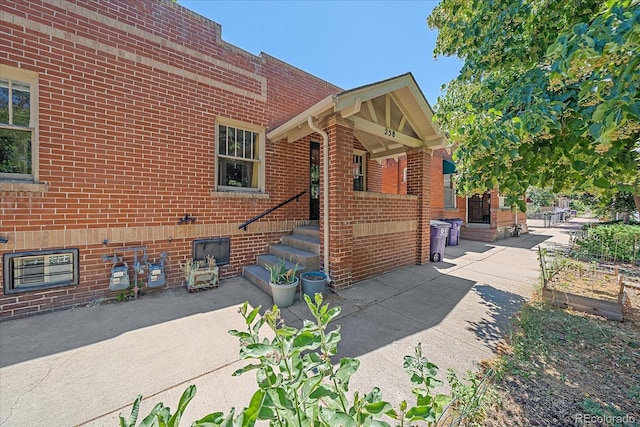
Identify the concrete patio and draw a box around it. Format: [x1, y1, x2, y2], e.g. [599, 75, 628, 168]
[0, 219, 581, 426]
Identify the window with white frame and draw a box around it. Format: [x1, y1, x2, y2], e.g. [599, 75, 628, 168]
[499, 193, 508, 208]
[0, 66, 38, 181]
[353, 151, 366, 191]
[216, 118, 264, 191]
[3, 249, 80, 294]
[444, 173, 456, 208]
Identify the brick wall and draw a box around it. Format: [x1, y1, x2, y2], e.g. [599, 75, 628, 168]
[0, 0, 341, 319]
[380, 157, 408, 195]
[493, 193, 528, 238]
[366, 158, 382, 193]
[381, 158, 399, 193]
[351, 192, 418, 281]
[431, 149, 466, 222]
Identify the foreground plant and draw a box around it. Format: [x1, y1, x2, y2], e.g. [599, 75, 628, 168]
[120, 294, 492, 426]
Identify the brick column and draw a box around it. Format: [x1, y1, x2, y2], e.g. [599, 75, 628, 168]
[320, 115, 354, 288]
[490, 189, 499, 229]
[406, 147, 432, 264]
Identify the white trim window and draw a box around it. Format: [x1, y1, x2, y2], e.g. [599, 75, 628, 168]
[0, 65, 38, 182]
[444, 173, 456, 208]
[353, 150, 366, 191]
[216, 118, 264, 192]
[499, 193, 508, 209]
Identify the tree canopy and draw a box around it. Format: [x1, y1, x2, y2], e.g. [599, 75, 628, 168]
[428, 0, 640, 211]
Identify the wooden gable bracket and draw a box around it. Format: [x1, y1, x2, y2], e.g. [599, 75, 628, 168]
[350, 116, 423, 148]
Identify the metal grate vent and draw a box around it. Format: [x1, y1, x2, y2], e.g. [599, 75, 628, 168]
[192, 238, 230, 266]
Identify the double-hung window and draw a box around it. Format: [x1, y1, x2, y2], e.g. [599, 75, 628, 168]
[216, 118, 264, 192]
[444, 173, 456, 208]
[0, 65, 38, 182]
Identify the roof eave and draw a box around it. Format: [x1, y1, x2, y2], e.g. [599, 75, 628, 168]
[267, 95, 337, 142]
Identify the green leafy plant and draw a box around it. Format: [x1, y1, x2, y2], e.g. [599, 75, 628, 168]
[264, 258, 299, 285]
[119, 385, 195, 427]
[116, 281, 144, 302]
[573, 224, 640, 264]
[428, 0, 640, 213]
[115, 286, 135, 302]
[120, 294, 493, 426]
[444, 369, 496, 426]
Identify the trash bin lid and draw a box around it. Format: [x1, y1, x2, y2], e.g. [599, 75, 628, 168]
[430, 220, 451, 228]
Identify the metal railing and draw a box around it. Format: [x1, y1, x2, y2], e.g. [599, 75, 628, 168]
[238, 190, 306, 231]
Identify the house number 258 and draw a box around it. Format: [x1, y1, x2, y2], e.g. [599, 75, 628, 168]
[384, 128, 396, 137]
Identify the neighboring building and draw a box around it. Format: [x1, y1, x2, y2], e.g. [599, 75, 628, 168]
[1, 0, 450, 319]
[382, 150, 528, 242]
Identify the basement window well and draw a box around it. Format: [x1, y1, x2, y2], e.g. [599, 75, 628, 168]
[192, 238, 230, 266]
[3, 249, 80, 294]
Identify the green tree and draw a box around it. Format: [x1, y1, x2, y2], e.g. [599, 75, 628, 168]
[428, 0, 640, 213]
[526, 186, 559, 212]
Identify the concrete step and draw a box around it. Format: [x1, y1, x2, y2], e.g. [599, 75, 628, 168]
[243, 259, 305, 298]
[244, 225, 321, 297]
[242, 265, 273, 297]
[460, 227, 498, 242]
[282, 233, 320, 254]
[257, 254, 307, 274]
[269, 244, 319, 271]
[293, 225, 320, 240]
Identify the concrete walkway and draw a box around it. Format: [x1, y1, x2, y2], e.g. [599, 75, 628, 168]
[0, 219, 580, 426]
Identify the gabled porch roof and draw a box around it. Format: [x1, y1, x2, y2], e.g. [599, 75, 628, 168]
[267, 73, 447, 159]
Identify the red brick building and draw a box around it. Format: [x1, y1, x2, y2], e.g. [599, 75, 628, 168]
[381, 149, 528, 242]
[1, 0, 452, 319]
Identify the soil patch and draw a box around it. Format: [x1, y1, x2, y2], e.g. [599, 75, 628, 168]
[483, 287, 640, 426]
[547, 261, 627, 302]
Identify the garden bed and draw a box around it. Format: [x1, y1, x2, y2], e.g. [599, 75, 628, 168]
[542, 259, 627, 321]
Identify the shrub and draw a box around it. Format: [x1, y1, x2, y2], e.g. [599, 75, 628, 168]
[120, 294, 493, 426]
[574, 224, 640, 264]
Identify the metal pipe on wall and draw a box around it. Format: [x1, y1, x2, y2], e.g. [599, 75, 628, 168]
[307, 116, 332, 283]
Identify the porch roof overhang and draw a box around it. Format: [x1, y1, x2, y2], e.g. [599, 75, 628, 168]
[267, 73, 447, 159]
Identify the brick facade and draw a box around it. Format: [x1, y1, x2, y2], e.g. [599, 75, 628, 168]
[1, 0, 443, 319]
[380, 148, 529, 243]
[1, 0, 340, 319]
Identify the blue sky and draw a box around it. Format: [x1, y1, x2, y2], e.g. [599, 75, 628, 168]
[179, 1, 462, 107]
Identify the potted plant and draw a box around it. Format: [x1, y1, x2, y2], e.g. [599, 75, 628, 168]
[301, 271, 327, 298]
[265, 258, 299, 308]
[179, 255, 219, 292]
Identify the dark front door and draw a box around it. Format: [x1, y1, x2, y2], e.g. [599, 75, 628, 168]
[309, 142, 320, 220]
[468, 193, 491, 223]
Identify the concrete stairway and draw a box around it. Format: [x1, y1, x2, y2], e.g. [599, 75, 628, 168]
[243, 225, 320, 297]
[460, 226, 498, 242]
